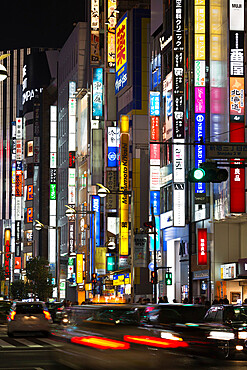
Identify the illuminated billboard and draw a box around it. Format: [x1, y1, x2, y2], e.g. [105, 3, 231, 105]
[115, 13, 128, 94]
[198, 228, 207, 265]
[76, 254, 83, 284]
[92, 195, 100, 247]
[92, 68, 103, 119]
[107, 0, 117, 68]
[120, 116, 129, 256]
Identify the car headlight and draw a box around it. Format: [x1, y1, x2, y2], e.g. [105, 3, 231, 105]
[207, 331, 234, 341]
[238, 331, 247, 340]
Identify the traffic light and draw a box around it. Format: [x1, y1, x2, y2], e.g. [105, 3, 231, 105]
[188, 162, 228, 183]
[92, 273, 97, 283]
[165, 272, 172, 285]
[151, 271, 156, 284]
[144, 221, 154, 229]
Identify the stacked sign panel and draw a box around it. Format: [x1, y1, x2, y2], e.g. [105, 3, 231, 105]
[173, 0, 185, 227]
[91, 0, 100, 64]
[229, 0, 245, 213]
[194, 0, 206, 203]
[119, 116, 129, 256]
[107, 0, 117, 68]
[15, 118, 23, 257]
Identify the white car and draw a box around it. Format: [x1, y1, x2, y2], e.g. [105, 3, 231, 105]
[7, 301, 52, 337]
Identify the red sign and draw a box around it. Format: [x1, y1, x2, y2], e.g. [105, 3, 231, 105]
[14, 257, 21, 269]
[150, 117, 159, 141]
[198, 228, 207, 265]
[230, 121, 245, 213]
[15, 171, 22, 197]
[150, 144, 160, 165]
[4, 229, 11, 279]
[69, 151, 76, 168]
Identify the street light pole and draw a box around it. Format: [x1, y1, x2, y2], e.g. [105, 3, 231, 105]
[57, 226, 61, 301]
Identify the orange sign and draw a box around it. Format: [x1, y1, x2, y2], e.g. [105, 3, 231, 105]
[230, 77, 244, 117]
[15, 257, 21, 269]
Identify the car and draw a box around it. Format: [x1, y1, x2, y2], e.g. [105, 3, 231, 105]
[45, 301, 64, 323]
[0, 300, 12, 324]
[7, 301, 52, 337]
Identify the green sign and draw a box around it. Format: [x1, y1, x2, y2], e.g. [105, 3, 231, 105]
[68, 257, 74, 266]
[165, 272, 172, 285]
[106, 256, 115, 272]
[50, 184, 56, 200]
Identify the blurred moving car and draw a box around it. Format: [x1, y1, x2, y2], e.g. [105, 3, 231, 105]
[45, 301, 64, 323]
[0, 300, 12, 324]
[7, 301, 52, 337]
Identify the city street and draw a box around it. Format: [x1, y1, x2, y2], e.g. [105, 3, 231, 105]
[0, 324, 247, 370]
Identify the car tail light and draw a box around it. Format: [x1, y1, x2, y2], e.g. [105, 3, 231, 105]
[43, 310, 51, 320]
[57, 307, 63, 311]
[9, 311, 16, 320]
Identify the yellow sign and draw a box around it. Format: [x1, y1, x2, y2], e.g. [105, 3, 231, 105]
[195, 6, 205, 34]
[95, 247, 107, 271]
[195, 34, 205, 60]
[195, 0, 205, 4]
[125, 273, 131, 285]
[85, 283, 92, 291]
[76, 254, 83, 284]
[116, 16, 127, 73]
[120, 129, 129, 256]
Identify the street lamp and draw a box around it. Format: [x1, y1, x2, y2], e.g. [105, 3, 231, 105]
[65, 205, 96, 279]
[96, 184, 134, 303]
[35, 220, 61, 301]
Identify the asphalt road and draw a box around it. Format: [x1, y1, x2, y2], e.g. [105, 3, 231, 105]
[0, 324, 247, 370]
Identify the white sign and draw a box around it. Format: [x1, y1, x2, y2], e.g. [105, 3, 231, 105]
[221, 263, 237, 279]
[108, 127, 120, 147]
[68, 168, 76, 186]
[150, 166, 160, 190]
[160, 211, 173, 229]
[194, 61, 205, 87]
[68, 186, 75, 205]
[230, 0, 244, 31]
[173, 139, 185, 183]
[173, 184, 185, 227]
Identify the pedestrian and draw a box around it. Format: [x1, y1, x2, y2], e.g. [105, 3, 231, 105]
[158, 296, 164, 303]
[183, 297, 189, 304]
[173, 299, 177, 303]
[223, 297, 229, 304]
[163, 296, 169, 303]
[244, 298, 247, 304]
[212, 298, 219, 305]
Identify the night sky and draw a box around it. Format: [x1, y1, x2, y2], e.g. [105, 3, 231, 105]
[1, 0, 87, 50]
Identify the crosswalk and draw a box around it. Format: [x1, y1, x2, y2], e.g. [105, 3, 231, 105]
[0, 336, 61, 349]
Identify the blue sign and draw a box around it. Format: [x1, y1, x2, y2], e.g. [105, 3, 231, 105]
[150, 191, 160, 215]
[195, 113, 206, 194]
[92, 68, 103, 119]
[150, 216, 160, 251]
[107, 147, 118, 167]
[150, 91, 160, 116]
[115, 13, 128, 95]
[148, 262, 154, 271]
[91, 195, 100, 247]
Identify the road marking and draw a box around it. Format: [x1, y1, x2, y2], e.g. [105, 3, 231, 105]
[13, 338, 42, 347]
[35, 338, 61, 347]
[0, 338, 15, 347]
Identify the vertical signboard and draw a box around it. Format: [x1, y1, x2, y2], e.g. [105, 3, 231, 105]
[107, 127, 120, 167]
[120, 116, 129, 256]
[15, 118, 22, 257]
[76, 254, 83, 284]
[107, 0, 117, 68]
[173, 0, 185, 227]
[92, 68, 103, 119]
[115, 13, 128, 94]
[92, 195, 100, 247]
[198, 228, 207, 265]
[229, 0, 245, 213]
[194, 0, 206, 200]
[91, 0, 100, 64]
[4, 229, 11, 279]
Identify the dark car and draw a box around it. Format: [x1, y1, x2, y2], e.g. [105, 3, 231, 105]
[0, 300, 12, 324]
[45, 301, 64, 323]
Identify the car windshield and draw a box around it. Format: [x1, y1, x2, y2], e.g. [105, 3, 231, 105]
[231, 306, 247, 322]
[86, 307, 139, 325]
[15, 304, 44, 314]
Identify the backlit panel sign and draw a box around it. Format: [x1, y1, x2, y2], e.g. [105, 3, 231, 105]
[150, 92, 160, 116]
[4, 229, 11, 279]
[92, 195, 100, 247]
[229, 4, 245, 213]
[50, 184, 56, 200]
[173, 183, 185, 227]
[150, 191, 160, 215]
[76, 254, 83, 284]
[115, 13, 128, 94]
[173, 140, 185, 183]
[195, 87, 205, 113]
[27, 208, 33, 223]
[198, 228, 207, 265]
[150, 216, 160, 252]
[69, 152, 76, 168]
[230, 0, 244, 31]
[91, 0, 99, 30]
[68, 168, 76, 186]
[27, 185, 33, 200]
[195, 61, 205, 86]
[107, 0, 117, 68]
[120, 116, 129, 255]
[68, 97, 76, 152]
[150, 166, 160, 190]
[107, 127, 120, 167]
[150, 117, 159, 140]
[195, 34, 205, 60]
[221, 263, 237, 279]
[92, 68, 103, 119]
[69, 221, 75, 255]
[195, 113, 206, 194]
[150, 144, 160, 166]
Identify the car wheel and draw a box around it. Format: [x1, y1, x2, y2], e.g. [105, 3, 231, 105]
[222, 341, 234, 359]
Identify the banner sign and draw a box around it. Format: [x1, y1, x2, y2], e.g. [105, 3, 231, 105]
[115, 13, 128, 94]
[120, 116, 129, 255]
[134, 234, 148, 267]
[92, 68, 103, 119]
[198, 228, 207, 265]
